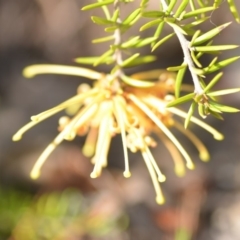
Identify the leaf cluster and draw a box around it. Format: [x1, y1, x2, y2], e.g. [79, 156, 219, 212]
[140, 0, 240, 125]
[79, 0, 240, 126]
[79, 0, 156, 71]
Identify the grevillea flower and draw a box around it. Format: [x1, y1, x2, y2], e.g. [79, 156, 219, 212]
[13, 64, 224, 204]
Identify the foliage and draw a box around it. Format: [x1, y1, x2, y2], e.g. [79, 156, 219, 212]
[13, 0, 240, 204]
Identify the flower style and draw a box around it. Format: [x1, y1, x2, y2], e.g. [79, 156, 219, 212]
[13, 64, 224, 204]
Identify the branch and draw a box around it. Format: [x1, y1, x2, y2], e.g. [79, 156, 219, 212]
[160, 0, 204, 95]
[113, 0, 124, 79]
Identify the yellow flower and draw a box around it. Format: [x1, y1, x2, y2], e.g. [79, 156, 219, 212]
[13, 64, 224, 204]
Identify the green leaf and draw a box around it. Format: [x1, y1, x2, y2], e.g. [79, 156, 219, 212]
[193, 22, 232, 46]
[106, 25, 131, 33]
[197, 0, 208, 8]
[204, 72, 223, 93]
[196, 40, 213, 59]
[209, 109, 224, 120]
[198, 103, 207, 118]
[92, 35, 114, 43]
[121, 75, 155, 88]
[175, 64, 187, 98]
[178, 10, 187, 21]
[203, 56, 240, 73]
[140, 0, 149, 8]
[166, 22, 187, 35]
[193, 45, 239, 52]
[208, 88, 240, 96]
[183, 7, 215, 19]
[210, 102, 240, 112]
[151, 22, 165, 47]
[82, 0, 114, 11]
[122, 55, 156, 67]
[94, 49, 113, 66]
[185, 102, 197, 128]
[174, 0, 190, 18]
[152, 33, 175, 51]
[123, 8, 141, 25]
[167, 93, 195, 107]
[105, 26, 117, 32]
[191, 67, 205, 75]
[164, 17, 177, 23]
[134, 37, 158, 48]
[208, 104, 222, 113]
[189, 0, 197, 13]
[75, 56, 111, 65]
[191, 50, 202, 68]
[98, 0, 111, 19]
[209, 57, 219, 67]
[180, 27, 196, 35]
[184, 17, 209, 28]
[140, 19, 162, 31]
[121, 53, 140, 67]
[167, 0, 177, 14]
[142, 11, 165, 18]
[141, 0, 149, 7]
[197, 80, 207, 90]
[91, 16, 114, 25]
[214, 0, 223, 8]
[121, 36, 140, 48]
[111, 9, 120, 22]
[227, 0, 240, 23]
[190, 30, 201, 46]
[119, 37, 157, 49]
[110, 65, 119, 75]
[167, 64, 187, 71]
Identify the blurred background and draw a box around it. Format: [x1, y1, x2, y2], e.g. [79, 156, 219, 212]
[0, 0, 240, 239]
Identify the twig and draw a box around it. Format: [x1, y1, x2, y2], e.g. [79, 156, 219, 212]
[160, 0, 204, 95]
[113, 0, 124, 80]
